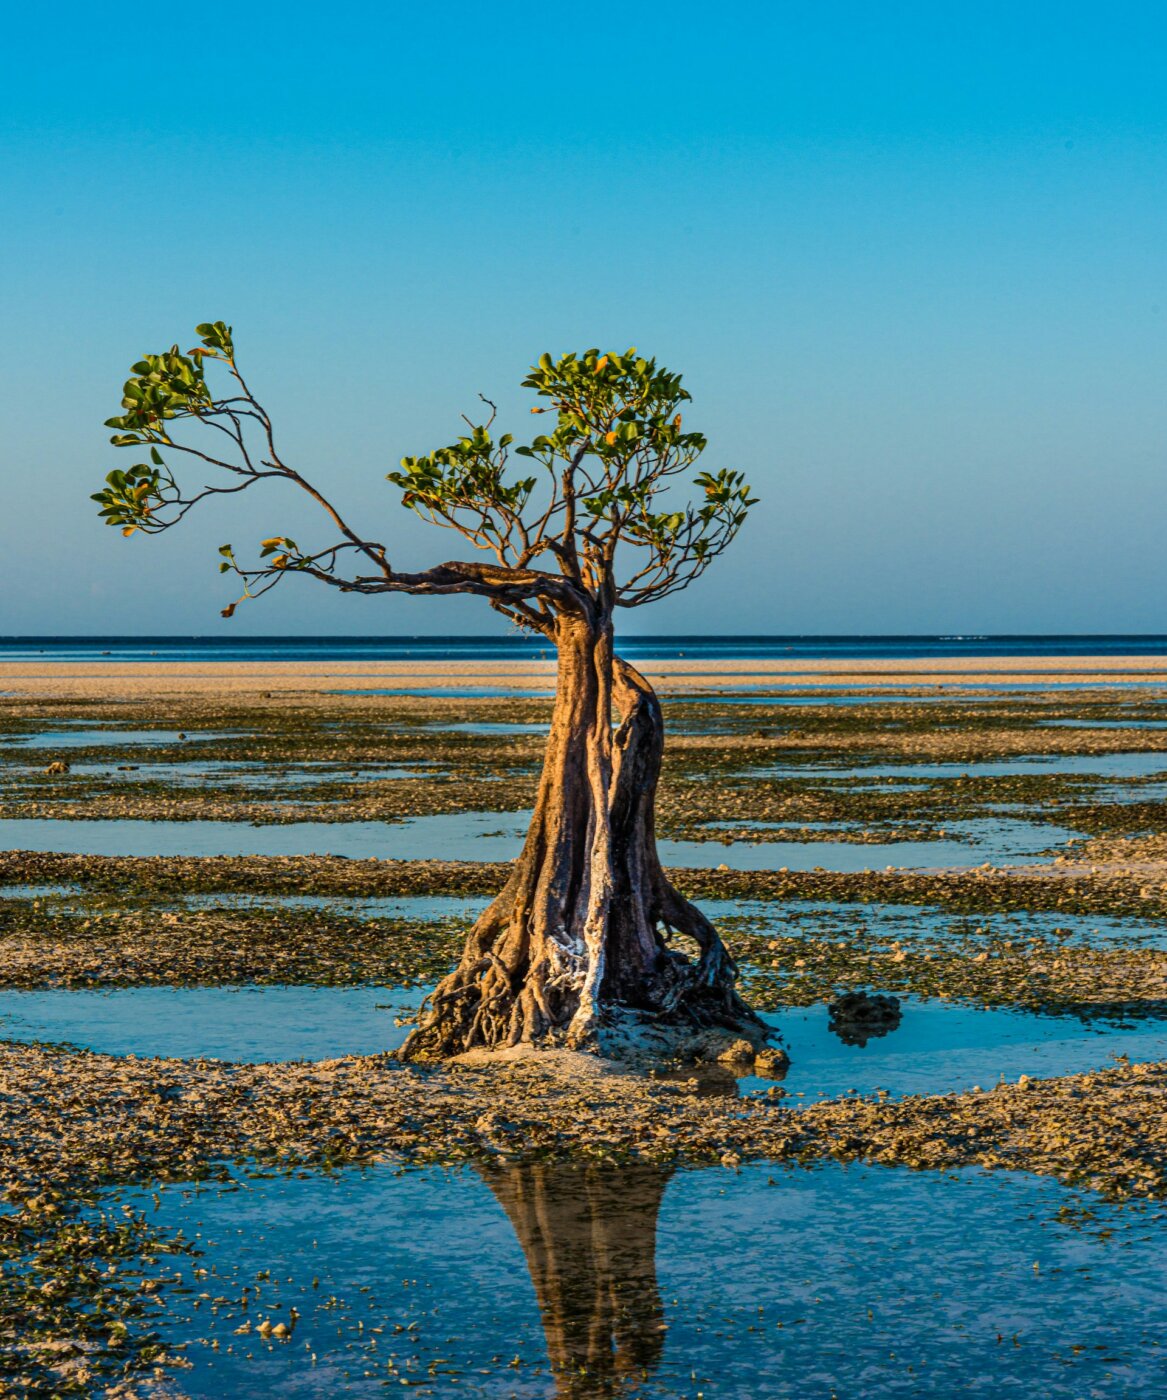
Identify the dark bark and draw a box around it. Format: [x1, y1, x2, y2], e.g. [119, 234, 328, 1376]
[400, 614, 759, 1059]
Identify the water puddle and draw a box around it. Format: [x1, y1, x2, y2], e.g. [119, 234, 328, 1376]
[1, 728, 246, 751]
[662, 818, 1071, 872]
[10, 886, 1144, 959]
[0, 882, 84, 901]
[757, 754, 1167, 781]
[0, 984, 420, 1062]
[0, 814, 1070, 870]
[124, 1159, 1167, 1397]
[167, 892, 1167, 951]
[330, 687, 555, 699]
[62, 761, 435, 787]
[1042, 719, 1167, 730]
[424, 720, 549, 735]
[179, 891, 493, 922]
[723, 899, 1167, 952]
[0, 985, 1157, 1095]
[0, 814, 530, 862]
[671, 692, 999, 707]
[749, 998, 1164, 1101]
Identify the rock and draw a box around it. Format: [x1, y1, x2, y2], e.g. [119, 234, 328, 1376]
[753, 1047, 790, 1080]
[828, 990, 902, 1047]
[716, 1038, 757, 1066]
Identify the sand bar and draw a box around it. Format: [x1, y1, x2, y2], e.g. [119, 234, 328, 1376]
[5, 654, 1167, 698]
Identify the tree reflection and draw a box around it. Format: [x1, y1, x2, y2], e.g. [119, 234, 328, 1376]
[482, 1161, 672, 1397]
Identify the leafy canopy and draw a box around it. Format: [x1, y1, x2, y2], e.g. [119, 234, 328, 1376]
[95, 324, 757, 629]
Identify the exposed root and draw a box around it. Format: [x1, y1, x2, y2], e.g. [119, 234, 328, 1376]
[399, 630, 763, 1062]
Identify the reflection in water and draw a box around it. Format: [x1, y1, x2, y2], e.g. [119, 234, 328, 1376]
[132, 1158, 1167, 1396]
[651, 1061, 743, 1097]
[482, 1162, 672, 1397]
[828, 990, 904, 1047]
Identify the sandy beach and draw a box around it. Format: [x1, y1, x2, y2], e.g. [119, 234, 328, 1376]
[5, 653, 1167, 698]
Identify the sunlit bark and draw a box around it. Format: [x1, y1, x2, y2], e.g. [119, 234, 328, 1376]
[402, 616, 756, 1058]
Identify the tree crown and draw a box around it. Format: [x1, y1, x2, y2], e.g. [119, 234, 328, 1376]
[95, 323, 757, 632]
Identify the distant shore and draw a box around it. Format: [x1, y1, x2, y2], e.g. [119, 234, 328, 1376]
[6, 654, 1167, 698]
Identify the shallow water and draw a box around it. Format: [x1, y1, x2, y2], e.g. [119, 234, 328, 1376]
[13, 885, 1160, 956]
[756, 753, 1167, 781]
[750, 999, 1165, 1101]
[2, 986, 1158, 1095]
[0, 728, 245, 750]
[661, 818, 1071, 872]
[62, 760, 435, 787]
[125, 1158, 1167, 1398]
[0, 984, 420, 1062]
[13, 632, 1167, 661]
[0, 813, 1071, 870]
[0, 882, 84, 901]
[0, 813, 530, 862]
[330, 687, 555, 699]
[727, 899, 1167, 952]
[424, 720, 549, 734]
[670, 692, 1000, 706]
[1042, 718, 1167, 729]
[165, 891, 1167, 952]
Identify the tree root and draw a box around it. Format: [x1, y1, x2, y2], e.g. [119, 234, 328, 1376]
[398, 637, 764, 1063]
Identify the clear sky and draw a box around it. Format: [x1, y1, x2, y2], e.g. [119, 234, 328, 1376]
[1, 2, 1164, 636]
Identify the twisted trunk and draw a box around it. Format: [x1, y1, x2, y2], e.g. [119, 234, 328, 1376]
[400, 613, 757, 1059]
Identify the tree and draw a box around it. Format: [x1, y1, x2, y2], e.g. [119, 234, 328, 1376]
[94, 321, 762, 1059]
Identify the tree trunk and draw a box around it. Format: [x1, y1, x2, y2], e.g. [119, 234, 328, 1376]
[481, 1161, 671, 1397]
[400, 613, 759, 1060]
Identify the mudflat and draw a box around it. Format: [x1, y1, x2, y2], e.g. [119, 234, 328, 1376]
[3, 661, 1167, 1395]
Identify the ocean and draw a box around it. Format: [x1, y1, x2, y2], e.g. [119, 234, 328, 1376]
[3, 634, 1167, 663]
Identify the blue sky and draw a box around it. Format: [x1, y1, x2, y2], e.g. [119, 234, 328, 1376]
[1, 2, 1164, 635]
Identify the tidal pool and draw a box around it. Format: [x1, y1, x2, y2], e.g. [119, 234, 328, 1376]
[0, 728, 246, 750]
[330, 687, 555, 699]
[14, 885, 1158, 956]
[1, 987, 1158, 1097]
[0, 985, 420, 1062]
[670, 692, 999, 707]
[424, 720, 549, 735]
[179, 892, 495, 922]
[62, 760, 435, 787]
[0, 814, 1070, 870]
[1042, 719, 1167, 729]
[124, 1159, 1167, 1397]
[166, 892, 1167, 952]
[755, 753, 1167, 781]
[746, 999, 1166, 1101]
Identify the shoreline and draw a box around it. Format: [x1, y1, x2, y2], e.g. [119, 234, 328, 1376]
[6, 653, 1167, 697]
